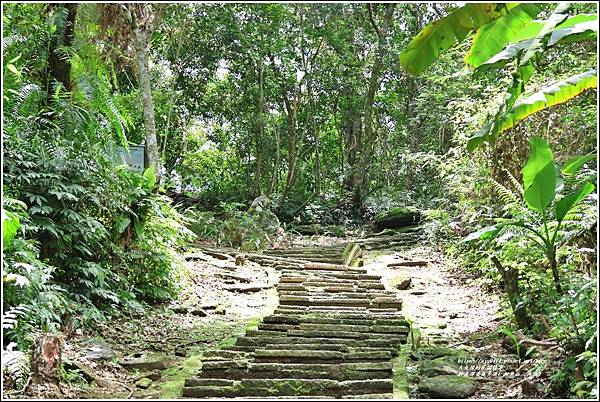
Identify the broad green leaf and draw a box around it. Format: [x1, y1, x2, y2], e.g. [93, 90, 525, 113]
[513, 14, 597, 42]
[115, 214, 131, 234]
[548, 18, 597, 46]
[476, 15, 597, 73]
[562, 153, 597, 174]
[474, 39, 533, 74]
[555, 182, 595, 223]
[462, 224, 502, 242]
[400, 3, 518, 75]
[493, 70, 597, 135]
[467, 63, 533, 150]
[520, 2, 571, 66]
[467, 122, 493, 152]
[466, 4, 541, 68]
[143, 165, 157, 189]
[2, 210, 20, 250]
[522, 138, 556, 212]
[7, 63, 20, 76]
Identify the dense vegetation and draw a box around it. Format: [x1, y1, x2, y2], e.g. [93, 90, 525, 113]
[2, 2, 597, 399]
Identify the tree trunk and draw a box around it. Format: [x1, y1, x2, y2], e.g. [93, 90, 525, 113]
[548, 246, 562, 294]
[31, 334, 62, 390]
[269, 125, 281, 195]
[46, 4, 77, 97]
[492, 256, 531, 329]
[308, 77, 321, 196]
[354, 4, 396, 213]
[279, 91, 299, 209]
[255, 61, 265, 196]
[130, 7, 160, 181]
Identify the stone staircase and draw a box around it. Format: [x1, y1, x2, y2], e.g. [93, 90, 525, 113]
[182, 258, 409, 398]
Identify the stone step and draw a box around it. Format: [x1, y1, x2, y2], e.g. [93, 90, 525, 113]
[262, 314, 408, 327]
[184, 378, 393, 397]
[195, 362, 393, 381]
[252, 349, 392, 363]
[184, 378, 236, 387]
[341, 393, 393, 399]
[182, 385, 239, 398]
[286, 329, 406, 341]
[234, 335, 406, 349]
[280, 297, 377, 308]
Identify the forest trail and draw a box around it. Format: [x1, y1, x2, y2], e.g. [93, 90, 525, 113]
[182, 247, 409, 399]
[54, 235, 509, 400]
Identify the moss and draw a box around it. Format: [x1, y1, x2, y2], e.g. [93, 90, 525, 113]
[159, 353, 204, 399]
[158, 314, 267, 398]
[392, 345, 410, 399]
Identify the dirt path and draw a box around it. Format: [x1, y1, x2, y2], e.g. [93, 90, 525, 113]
[367, 246, 501, 343]
[366, 246, 530, 399]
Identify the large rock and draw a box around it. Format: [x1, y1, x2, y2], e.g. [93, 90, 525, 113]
[418, 375, 477, 399]
[374, 207, 420, 230]
[120, 353, 174, 371]
[418, 356, 461, 377]
[82, 338, 115, 361]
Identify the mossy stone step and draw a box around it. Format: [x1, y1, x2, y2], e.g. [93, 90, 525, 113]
[184, 378, 236, 387]
[241, 378, 341, 397]
[182, 385, 239, 398]
[196, 362, 392, 381]
[235, 335, 405, 349]
[262, 314, 408, 327]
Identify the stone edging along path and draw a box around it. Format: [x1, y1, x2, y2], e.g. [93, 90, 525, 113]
[182, 257, 410, 398]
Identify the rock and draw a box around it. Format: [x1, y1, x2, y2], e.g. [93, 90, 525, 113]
[171, 306, 188, 314]
[62, 359, 96, 383]
[82, 338, 115, 361]
[224, 284, 272, 293]
[418, 375, 477, 398]
[419, 357, 461, 377]
[235, 253, 246, 266]
[374, 206, 421, 230]
[421, 347, 471, 360]
[410, 290, 426, 295]
[394, 277, 412, 290]
[248, 195, 271, 214]
[120, 353, 173, 371]
[135, 377, 153, 389]
[136, 369, 162, 381]
[190, 309, 208, 317]
[449, 312, 459, 319]
[214, 306, 226, 315]
[438, 323, 447, 329]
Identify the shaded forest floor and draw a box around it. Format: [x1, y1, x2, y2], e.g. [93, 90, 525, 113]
[21, 239, 539, 399]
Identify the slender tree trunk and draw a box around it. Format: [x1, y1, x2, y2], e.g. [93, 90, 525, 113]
[354, 4, 396, 212]
[269, 125, 281, 195]
[308, 77, 321, 196]
[254, 61, 265, 196]
[279, 93, 299, 209]
[133, 29, 159, 179]
[492, 256, 531, 329]
[548, 247, 562, 294]
[128, 5, 161, 181]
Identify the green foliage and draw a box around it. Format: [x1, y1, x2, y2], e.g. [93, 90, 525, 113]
[400, 3, 596, 152]
[465, 138, 595, 291]
[1, 3, 193, 353]
[400, 3, 532, 75]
